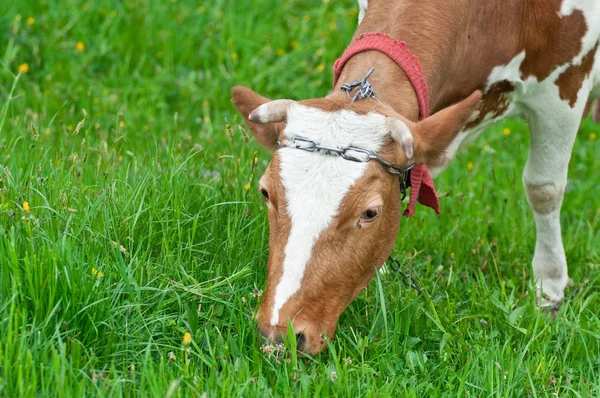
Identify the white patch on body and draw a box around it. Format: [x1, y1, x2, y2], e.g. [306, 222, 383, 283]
[560, 0, 599, 21]
[487, 51, 526, 86]
[270, 105, 389, 325]
[560, 0, 577, 17]
[357, 0, 368, 24]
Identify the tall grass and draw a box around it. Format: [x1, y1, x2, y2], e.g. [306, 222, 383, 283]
[0, 0, 598, 395]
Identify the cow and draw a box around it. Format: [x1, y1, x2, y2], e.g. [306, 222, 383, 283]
[231, 0, 600, 355]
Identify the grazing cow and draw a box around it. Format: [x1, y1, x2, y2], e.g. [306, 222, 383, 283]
[232, 0, 600, 354]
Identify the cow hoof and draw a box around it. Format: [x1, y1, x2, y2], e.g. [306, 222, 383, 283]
[534, 277, 573, 311]
[537, 295, 561, 309]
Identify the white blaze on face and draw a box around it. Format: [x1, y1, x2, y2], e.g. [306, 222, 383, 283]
[270, 104, 391, 325]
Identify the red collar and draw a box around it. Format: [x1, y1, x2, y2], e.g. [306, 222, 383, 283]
[333, 32, 440, 217]
[333, 32, 430, 120]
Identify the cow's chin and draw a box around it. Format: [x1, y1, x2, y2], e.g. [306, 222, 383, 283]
[257, 274, 379, 356]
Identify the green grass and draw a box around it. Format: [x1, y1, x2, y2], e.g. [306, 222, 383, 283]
[0, 0, 599, 396]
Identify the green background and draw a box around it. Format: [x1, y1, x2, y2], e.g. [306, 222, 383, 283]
[0, 0, 598, 396]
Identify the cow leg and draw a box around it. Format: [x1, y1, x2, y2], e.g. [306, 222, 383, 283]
[522, 107, 583, 306]
[357, 0, 368, 24]
[583, 99, 600, 122]
[583, 100, 592, 118]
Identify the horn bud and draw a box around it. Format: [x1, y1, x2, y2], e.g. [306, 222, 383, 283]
[248, 100, 296, 124]
[387, 117, 414, 159]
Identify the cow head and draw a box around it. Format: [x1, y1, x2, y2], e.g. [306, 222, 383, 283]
[232, 86, 481, 354]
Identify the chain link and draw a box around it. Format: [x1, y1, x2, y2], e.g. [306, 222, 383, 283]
[387, 256, 423, 294]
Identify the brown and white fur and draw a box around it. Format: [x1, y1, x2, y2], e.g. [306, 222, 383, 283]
[232, 0, 600, 354]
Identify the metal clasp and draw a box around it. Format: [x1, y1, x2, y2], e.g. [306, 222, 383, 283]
[399, 170, 410, 201]
[340, 67, 377, 102]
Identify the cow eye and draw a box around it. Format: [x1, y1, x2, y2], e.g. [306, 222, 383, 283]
[360, 208, 379, 222]
[259, 188, 269, 202]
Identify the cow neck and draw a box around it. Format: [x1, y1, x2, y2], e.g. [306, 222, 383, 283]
[330, 32, 442, 218]
[333, 32, 429, 121]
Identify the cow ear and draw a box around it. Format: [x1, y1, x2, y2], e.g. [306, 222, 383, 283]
[412, 91, 482, 166]
[231, 86, 283, 149]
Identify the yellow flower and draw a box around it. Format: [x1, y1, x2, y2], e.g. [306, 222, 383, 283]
[467, 161, 474, 171]
[23, 202, 30, 212]
[76, 41, 85, 52]
[230, 52, 238, 61]
[119, 121, 125, 128]
[118, 155, 123, 161]
[183, 332, 192, 346]
[244, 183, 251, 191]
[18, 63, 29, 74]
[291, 41, 299, 49]
[276, 48, 285, 56]
[502, 128, 511, 136]
[27, 17, 35, 25]
[590, 133, 597, 141]
[316, 64, 325, 72]
[91, 268, 104, 279]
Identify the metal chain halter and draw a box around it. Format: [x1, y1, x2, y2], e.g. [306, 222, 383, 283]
[277, 136, 415, 200]
[341, 67, 377, 102]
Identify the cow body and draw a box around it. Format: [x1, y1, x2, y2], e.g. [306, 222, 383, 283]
[232, 0, 600, 353]
[350, 0, 600, 304]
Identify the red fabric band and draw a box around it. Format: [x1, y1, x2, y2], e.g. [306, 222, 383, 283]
[333, 32, 440, 217]
[333, 32, 430, 120]
[404, 164, 440, 217]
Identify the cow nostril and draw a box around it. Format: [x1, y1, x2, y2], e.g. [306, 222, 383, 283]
[261, 328, 283, 344]
[295, 332, 306, 349]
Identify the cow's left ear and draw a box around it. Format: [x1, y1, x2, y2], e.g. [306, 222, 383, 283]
[231, 86, 283, 149]
[411, 91, 482, 166]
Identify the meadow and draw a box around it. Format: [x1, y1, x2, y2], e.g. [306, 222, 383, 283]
[0, 0, 599, 396]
